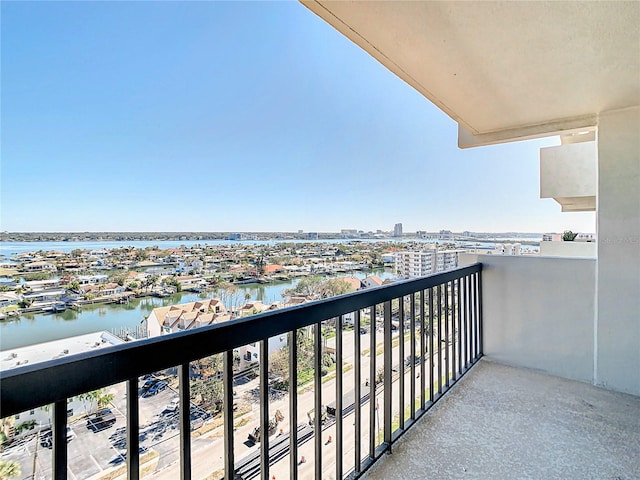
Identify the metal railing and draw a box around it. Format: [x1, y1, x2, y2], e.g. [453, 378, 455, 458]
[0, 263, 483, 480]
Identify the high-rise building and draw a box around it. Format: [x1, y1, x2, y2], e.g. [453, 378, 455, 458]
[395, 249, 463, 279]
[393, 223, 403, 237]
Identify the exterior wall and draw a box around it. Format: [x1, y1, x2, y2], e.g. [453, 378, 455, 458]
[241, 335, 288, 365]
[596, 106, 640, 396]
[460, 254, 596, 385]
[539, 241, 597, 258]
[396, 250, 461, 278]
[146, 312, 161, 338]
[540, 140, 597, 211]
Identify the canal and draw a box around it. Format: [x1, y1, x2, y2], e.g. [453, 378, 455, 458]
[0, 270, 395, 351]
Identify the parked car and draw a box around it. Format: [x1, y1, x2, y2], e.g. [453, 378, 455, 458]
[87, 408, 117, 432]
[142, 380, 168, 397]
[40, 426, 75, 448]
[139, 377, 159, 395]
[165, 398, 179, 412]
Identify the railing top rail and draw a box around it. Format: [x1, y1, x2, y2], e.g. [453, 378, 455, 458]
[0, 263, 481, 417]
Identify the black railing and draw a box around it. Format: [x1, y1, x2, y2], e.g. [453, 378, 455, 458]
[0, 263, 483, 480]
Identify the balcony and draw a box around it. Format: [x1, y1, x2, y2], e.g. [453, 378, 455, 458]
[2, 258, 639, 479]
[364, 359, 640, 480]
[1, 265, 483, 480]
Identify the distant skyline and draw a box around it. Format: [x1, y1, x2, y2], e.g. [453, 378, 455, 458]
[1, 2, 595, 234]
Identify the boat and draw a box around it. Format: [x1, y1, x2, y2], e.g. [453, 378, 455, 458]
[53, 303, 67, 313]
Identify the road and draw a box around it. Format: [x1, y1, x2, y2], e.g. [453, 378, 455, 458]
[148, 324, 456, 480]
[1, 320, 458, 480]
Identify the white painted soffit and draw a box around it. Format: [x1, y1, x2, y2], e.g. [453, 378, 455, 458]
[301, 1, 640, 147]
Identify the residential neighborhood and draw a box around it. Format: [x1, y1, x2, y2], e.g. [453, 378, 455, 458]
[0, 240, 428, 320]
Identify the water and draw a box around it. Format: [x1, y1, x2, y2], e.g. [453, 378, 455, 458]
[0, 270, 396, 351]
[0, 238, 409, 259]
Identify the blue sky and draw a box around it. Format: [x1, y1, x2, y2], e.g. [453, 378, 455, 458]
[1, 1, 594, 234]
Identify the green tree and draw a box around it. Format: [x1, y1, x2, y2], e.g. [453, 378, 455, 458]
[0, 460, 21, 480]
[269, 331, 317, 387]
[164, 277, 182, 292]
[256, 256, 266, 276]
[562, 230, 578, 241]
[135, 250, 149, 261]
[319, 278, 355, 298]
[109, 272, 128, 286]
[283, 276, 322, 299]
[23, 272, 52, 281]
[18, 298, 32, 308]
[77, 388, 114, 414]
[191, 378, 224, 412]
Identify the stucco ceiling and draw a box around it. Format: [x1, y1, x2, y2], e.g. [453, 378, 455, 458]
[302, 1, 640, 146]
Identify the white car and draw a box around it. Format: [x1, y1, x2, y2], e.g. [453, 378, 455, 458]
[165, 398, 179, 412]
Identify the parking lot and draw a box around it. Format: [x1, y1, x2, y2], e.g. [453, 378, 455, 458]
[1, 374, 213, 479]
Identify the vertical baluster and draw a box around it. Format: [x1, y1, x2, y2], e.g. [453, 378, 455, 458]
[383, 301, 392, 449]
[289, 330, 298, 480]
[369, 306, 376, 457]
[314, 322, 322, 479]
[429, 288, 435, 403]
[260, 339, 269, 480]
[456, 278, 462, 378]
[179, 363, 192, 480]
[476, 273, 480, 361]
[354, 310, 362, 474]
[223, 354, 233, 480]
[409, 293, 416, 419]
[471, 274, 477, 361]
[53, 399, 68, 480]
[478, 270, 484, 356]
[398, 296, 405, 430]
[336, 315, 343, 479]
[437, 285, 443, 396]
[126, 379, 139, 480]
[451, 280, 457, 380]
[420, 291, 427, 409]
[444, 282, 450, 388]
[465, 275, 471, 369]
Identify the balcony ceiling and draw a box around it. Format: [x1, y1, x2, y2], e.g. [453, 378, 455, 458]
[302, 1, 640, 146]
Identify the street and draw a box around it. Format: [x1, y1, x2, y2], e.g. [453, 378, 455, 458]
[1, 319, 458, 480]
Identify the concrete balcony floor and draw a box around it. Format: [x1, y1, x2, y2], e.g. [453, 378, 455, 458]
[364, 359, 640, 480]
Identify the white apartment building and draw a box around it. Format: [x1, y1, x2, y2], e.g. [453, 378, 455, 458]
[395, 249, 463, 279]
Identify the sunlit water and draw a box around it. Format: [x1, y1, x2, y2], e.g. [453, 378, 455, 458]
[1, 270, 395, 350]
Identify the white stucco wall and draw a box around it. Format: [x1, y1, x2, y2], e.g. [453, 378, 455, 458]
[460, 254, 596, 385]
[540, 141, 596, 199]
[539, 241, 596, 258]
[596, 106, 640, 396]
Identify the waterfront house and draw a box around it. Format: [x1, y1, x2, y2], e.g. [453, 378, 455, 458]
[338, 276, 363, 292]
[263, 264, 285, 275]
[361, 275, 383, 289]
[22, 288, 65, 305]
[76, 274, 109, 285]
[145, 299, 229, 337]
[79, 283, 125, 298]
[23, 279, 64, 291]
[21, 260, 57, 273]
[0, 292, 20, 308]
[176, 275, 206, 290]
